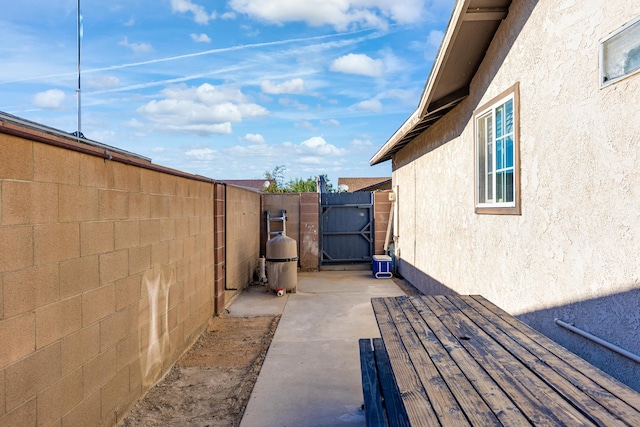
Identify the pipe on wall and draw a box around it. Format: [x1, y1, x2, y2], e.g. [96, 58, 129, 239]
[555, 318, 640, 364]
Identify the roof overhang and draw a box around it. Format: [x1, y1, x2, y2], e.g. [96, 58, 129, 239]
[370, 0, 511, 165]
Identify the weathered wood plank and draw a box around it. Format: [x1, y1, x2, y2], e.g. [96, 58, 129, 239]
[464, 294, 640, 424]
[426, 295, 595, 425]
[467, 295, 640, 426]
[372, 295, 640, 426]
[372, 338, 410, 427]
[385, 297, 471, 426]
[406, 297, 531, 426]
[415, 296, 563, 425]
[360, 338, 388, 427]
[371, 297, 440, 426]
[395, 297, 506, 426]
[448, 295, 629, 427]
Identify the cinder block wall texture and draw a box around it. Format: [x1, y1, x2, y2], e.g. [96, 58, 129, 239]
[224, 185, 261, 301]
[299, 193, 320, 270]
[262, 193, 319, 271]
[0, 129, 260, 426]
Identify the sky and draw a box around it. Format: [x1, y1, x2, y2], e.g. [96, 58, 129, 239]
[1, 0, 454, 185]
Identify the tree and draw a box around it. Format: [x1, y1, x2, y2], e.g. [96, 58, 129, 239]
[263, 165, 286, 193]
[286, 177, 318, 192]
[262, 167, 334, 193]
[285, 174, 334, 192]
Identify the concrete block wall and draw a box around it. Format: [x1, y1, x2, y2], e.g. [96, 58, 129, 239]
[299, 193, 319, 271]
[262, 194, 301, 246]
[0, 130, 218, 426]
[224, 185, 261, 303]
[262, 193, 319, 271]
[261, 193, 299, 258]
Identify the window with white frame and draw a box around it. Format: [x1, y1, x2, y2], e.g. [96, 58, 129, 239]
[600, 16, 640, 87]
[475, 83, 520, 215]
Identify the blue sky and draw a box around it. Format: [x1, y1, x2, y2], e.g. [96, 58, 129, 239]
[1, 0, 454, 185]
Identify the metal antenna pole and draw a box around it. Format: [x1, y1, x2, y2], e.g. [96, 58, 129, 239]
[76, 0, 82, 141]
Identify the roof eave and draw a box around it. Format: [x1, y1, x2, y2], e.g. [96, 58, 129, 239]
[370, 0, 510, 166]
[370, 108, 421, 165]
[370, 0, 470, 166]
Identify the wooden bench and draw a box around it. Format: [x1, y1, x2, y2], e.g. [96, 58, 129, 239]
[359, 338, 409, 427]
[362, 294, 640, 426]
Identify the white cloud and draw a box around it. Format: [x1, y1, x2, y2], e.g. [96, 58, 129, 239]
[242, 133, 265, 144]
[118, 37, 153, 54]
[33, 89, 66, 109]
[321, 119, 340, 127]
[87, 130, 117, 143]
[378, 48, 404, 74]
[378, 88, 415, 106]
[243, 27, 261, 37]
[411, 29, 444, 60]
[224, 136, 346, 168]
[298, 156, 324, 165]
[171, 0, 216, 24]
[238, 103, 270, 116]
[260, 78, 305, 94]
[221, 12, 237, 20]
[350, 138, 373, 147]
[295, 120, 317, 131]
[279, 98, 308, 111]
[356, 98, 383, 112]
[185, 147, 217, 160]
[228, 0, 428, 30]
[124, 118, 145, 129]
[137, 99, 238, 134]
[86, 75, 120, 88]
[136, 83, 268, 136]
[427, 29, 444, 48]
[425, 29, 444, 59]
[330, 53, 384, 77]
[190, 33, 211, 43]
[299, 136, 346, 156]
[225, 142, 277, 158]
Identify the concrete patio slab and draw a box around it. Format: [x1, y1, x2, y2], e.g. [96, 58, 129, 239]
[238, 270, 406, 427]
[226, 284, 289, 317]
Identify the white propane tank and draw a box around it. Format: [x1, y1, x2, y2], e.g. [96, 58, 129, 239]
[265, 234, 298, 294]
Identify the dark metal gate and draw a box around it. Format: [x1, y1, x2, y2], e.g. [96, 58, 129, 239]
[320, 192, 373, 265]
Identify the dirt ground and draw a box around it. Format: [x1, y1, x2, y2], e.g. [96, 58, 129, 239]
[119, 276, 416, 426]
[120, 314, 280, 427]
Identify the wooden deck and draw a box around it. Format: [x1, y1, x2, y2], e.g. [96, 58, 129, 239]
[371, 295, 640, 426]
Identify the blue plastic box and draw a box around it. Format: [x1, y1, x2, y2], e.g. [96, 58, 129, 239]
[372, 255, 393, 279]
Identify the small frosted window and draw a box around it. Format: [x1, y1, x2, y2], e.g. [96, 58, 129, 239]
[601, 16, 640, 87]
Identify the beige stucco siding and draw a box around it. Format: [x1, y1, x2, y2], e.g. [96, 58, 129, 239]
[393, 0, 640, 389]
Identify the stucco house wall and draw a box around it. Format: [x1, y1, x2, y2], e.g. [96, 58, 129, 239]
[392, 0, 640, 389]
